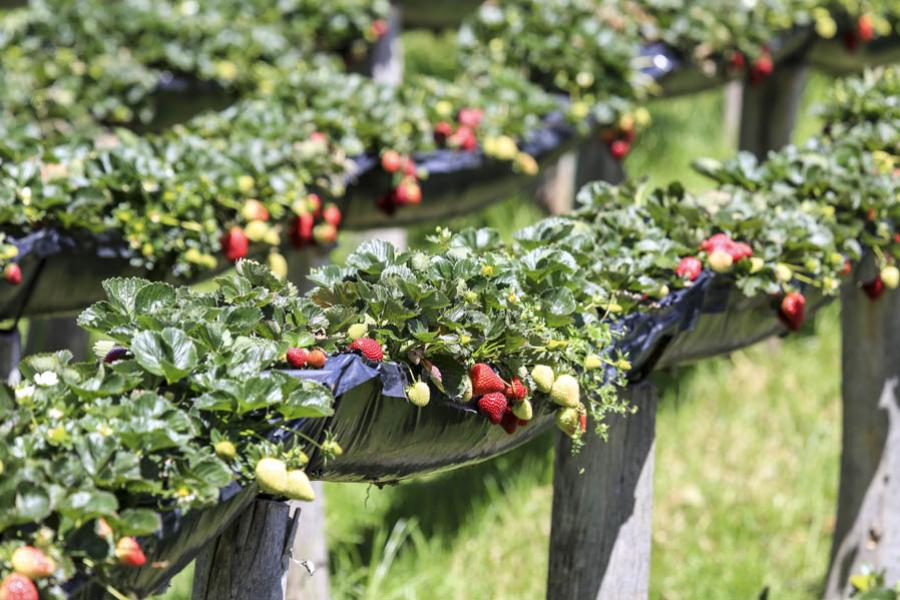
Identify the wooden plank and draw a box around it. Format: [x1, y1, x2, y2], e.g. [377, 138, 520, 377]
[547, 383, 658, 600]
[192, 499, 300, 600]
[738, 57, 809, 159]
[285, 483, 331, 600]
[825, 264, 900, 598]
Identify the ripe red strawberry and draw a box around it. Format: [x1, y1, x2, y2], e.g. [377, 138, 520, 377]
[729, 50, 745, 70]
[863, 276, 885, 300]
[291, 212, 315, 247]
[729, 242, 753, 261]
[323, 203, 342, 227]
[778, 292, 806, 332]
[310, 131, 327, 144]
[370, 18, 388, 39]
[401, 157, 417, 177]
[841, 259, 853, 276]
[395, 178, 421, 205]
[307, 349, 327, 369]
[286, 348, 309, 368]
[500, 410, 518, 435]
[221, 227, 249, 262]
[469, 363, 506, 397]
[749, 50, 773, 85]
[3, 263, 21, 285]
[115, 537, 147, 567]
[676, 256, 702, 281]
[348, 338, 384, 362]
[0, 573, 38, 600]
[381, 150, 402, 173]
[478, 392, 507, 425]
[377, 192, 397, 215]
[313, 223, 338, 245]
[458, 107, 484, 129]
[857, 15, 874, 42]
[434, 121, 453, 144]
[504, 376, 528, 401]
[104, 347, 128, 363]
[579, 413, 587, 433]
[449, 126, 477, 151]
[700, 233, 752, 262]
[609, 139, 630, 160]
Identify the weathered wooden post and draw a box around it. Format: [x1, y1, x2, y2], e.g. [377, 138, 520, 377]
[738, 56, 809, 159]
[825, 265, 900, 598]
[24, 316, 90, 360]
[0, 327, 20, 382]
[192, 499, 300, 600]
[547, 383, 658, 600]
[285, 483, 331, 600]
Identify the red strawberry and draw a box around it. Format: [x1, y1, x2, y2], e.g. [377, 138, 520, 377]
[729, 50, 745, 70]
[348, 338, 384, 362]
[291, 212, 315, 247]
[307, 349, 327, 369]
[729, 242, 753, 261]
[115, 537, 147, 567]
[863, 276, 885, 300]
[478, 392, 508, 425]
[469, 363, 506, 396]
[700, 233, 732, 253]
[313, 223, 338, 245]
[434, 121, 453, 144]
[377, 192, 397, 215]
[395, 178, 421, 205]
[221, 227, 249, 262]
[517, 418, 529, 427]
[841, 259, 853, 276]
[676, 256, 702, 281]
[381, 150, 402, 173]
[749, 50, 773, 85]
[609, 139, 630, 160]
[286, 348, 309, 368]
[401, 157, 417, 177]
[504, 376, 528, 401]
[323, 203, 342, 227]
[310, 131, 326, 144]
[370, 18, 388, 39]
[778, 292, 806, 332]
[3, 263, 21, 285]
[857, 15, 874, 43]
[500, 410, 518, 435]
[449, 126, 477, 151]
[458, 107, 484, 129]
[579, 413, 587, 433]
[0, 574, 38, 600]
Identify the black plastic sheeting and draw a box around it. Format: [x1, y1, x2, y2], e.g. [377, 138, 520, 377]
[809, 33, 900, 75]
[60, 268, 834, 598]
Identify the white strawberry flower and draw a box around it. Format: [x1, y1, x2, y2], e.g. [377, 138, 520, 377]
[15, 384, 35, 401]
[34, 371, 59, 387]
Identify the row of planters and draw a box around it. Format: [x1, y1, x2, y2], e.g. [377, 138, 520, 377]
[0, 65, 896, 599]
[0, 0, 897, 321]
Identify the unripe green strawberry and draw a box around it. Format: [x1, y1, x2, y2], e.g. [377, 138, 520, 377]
[584, 354, 603, 370]
[46, 426, 68, 445]
[460, 376, 473, 403]
[255, 458, 288, 495]
[774, 263, 792, 283]
[406, 380, 430, 407]
[322, 440, 343, 457]
[0, 458, 4, 475]
[531, 365, 555, 392]
[347, 323, 368, 341]
[749, 257, 765, 273]
[214, 440, 236, 460]
[550, 374, 580, 407]
[512, 399, 533, 421]
[555, 407, 582, 437]
[881, 265, 900, 289]
[285, 470, 316, 502]
[708, 250, 733, 272]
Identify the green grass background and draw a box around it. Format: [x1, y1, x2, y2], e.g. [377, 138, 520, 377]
[158, 40, 845, 600]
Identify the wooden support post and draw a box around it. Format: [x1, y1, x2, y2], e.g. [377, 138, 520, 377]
[370, 2, 404, 86]
[547, 383, 658, 600]
[723, 80, 744, 148]
[738, 57, 809, 159]
[575, 135, 626, 187]
[285, 483, 331, 600]
[24, 316, 90, 361]
[825, 268, 900, 598]
[192, 499, 300, 600]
